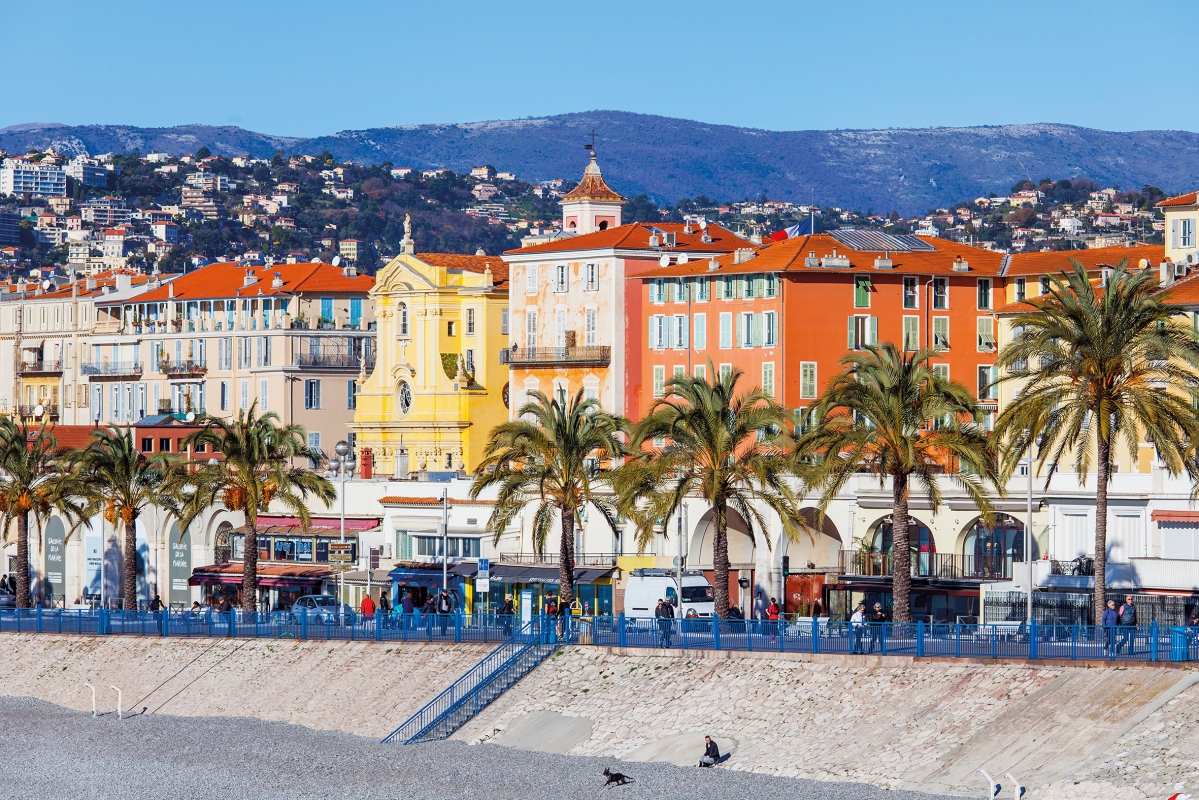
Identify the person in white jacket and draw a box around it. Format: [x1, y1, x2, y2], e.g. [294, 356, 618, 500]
[850, 602, 867, 654]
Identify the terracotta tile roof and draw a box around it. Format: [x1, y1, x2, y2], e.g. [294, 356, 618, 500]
[32, 424, 102, 452]
[506, 222, 743, 257]
[639, 233, 1006, 278]
[1003, 245, 1164, 277]
[1157, 191, 1199, 208]
[414, 253, 509, 288]
[103, 261, 374, 304]
[1158, 270, 1199, 306]
[6, 270, 152, 301]
[379, 496, 496, 506]
[560, 153, 624, 203]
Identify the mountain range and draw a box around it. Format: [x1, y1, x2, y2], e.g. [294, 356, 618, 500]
[3, 112, 1198, 214]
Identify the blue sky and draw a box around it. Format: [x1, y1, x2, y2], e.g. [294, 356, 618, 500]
[7, 1, 1193, 136]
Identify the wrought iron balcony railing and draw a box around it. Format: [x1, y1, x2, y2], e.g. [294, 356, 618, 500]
[501, 345, 611, 367]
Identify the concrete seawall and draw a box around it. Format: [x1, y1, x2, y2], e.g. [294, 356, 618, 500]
[2, 634, 1197, 798]
[0, 633, 490, 739]
[453, 646, 1199, 799]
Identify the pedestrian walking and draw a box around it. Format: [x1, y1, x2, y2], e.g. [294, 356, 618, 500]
[436, 589, 453, 636]
[867, 602, 887, 653]
[498, 594, 514, 635]
[378, 591, 391, 628]
[850, 602, 867, 654]
[401, 590, 415, 632]
[360, 593, 376, 619]
[1101, 599, 1118, 654]
[766, 596, 780, 642]
[423, 595, 436, 638]
[654, 598, 675, 648]
[1116, 595, 1137, 655]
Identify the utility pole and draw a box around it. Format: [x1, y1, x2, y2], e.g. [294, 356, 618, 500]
[1025, 444, 1034, 625]
[441, 488, 449, 592]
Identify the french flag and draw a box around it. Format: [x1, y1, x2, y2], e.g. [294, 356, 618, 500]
[769, 216, 814, 241]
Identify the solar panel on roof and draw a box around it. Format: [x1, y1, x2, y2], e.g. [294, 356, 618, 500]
[828, 230, 935, 252]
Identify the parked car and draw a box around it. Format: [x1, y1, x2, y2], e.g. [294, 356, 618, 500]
[0, 590, 14, 609]
[290, 595, 353, 623]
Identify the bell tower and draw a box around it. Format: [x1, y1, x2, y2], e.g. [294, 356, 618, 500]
[560, 151, 625, 235]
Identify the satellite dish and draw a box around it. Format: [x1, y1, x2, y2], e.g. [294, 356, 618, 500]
[33, 404, 44, 417]
[678, 254, 689, 265]
[659, 254, 670, 267]
[332, 255, 341, 266]
[185, 412, 196, 422]
[41, 279, 50, 290]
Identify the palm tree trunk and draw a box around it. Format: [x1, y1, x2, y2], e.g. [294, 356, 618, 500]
[243, 515, 259, 612]
[1093, 434, 1110, 626]
[15, 511, 30, 608]
[558, 507, 574, 609]
[713, 505, 730, 618]
[123, 516, 138, 610]
[891, 473, 912, 623]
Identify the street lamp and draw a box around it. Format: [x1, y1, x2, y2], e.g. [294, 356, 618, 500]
[332, 441, 355, 605]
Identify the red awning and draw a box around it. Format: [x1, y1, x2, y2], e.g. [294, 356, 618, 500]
[1150, 510, 1199, 523]
[188, 562, 331, 588]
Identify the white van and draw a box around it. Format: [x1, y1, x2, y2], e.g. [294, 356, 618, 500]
[623, 569, 715, 617]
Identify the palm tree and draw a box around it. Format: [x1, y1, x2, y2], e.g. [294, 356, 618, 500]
[0, 418, 81, 608]
[616, 365, 803, 619]
[68, 425, 188, 611]
[181, 403, 335, 612]
[994, 258, 1199, 624]
[799, 344, 997, 623]
[471, 390, 626, 609]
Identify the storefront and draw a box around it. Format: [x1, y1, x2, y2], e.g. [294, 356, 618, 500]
[188, 562, 331, 610]
[450, 562, 614, 617]
[823, 576, 982, 623]
[388, 562, 467, 612]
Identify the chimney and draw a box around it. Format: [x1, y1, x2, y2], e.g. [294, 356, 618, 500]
[483, 264, 494, 287]
[749, 233, 763, 245]
[952, 256, 970, 272]
[272, 272, 283, 288]
[86, 277, 97, 291]
[707, 258, 720, 272]
[244, 269, 258, 287]
[168, 281, 174, 298]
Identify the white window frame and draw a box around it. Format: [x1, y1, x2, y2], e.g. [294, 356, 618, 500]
[902, 315, 919, 351]
[977, 278, 992, 310]
[525, 309, 537, 350]
[693, 312, 706, 351]
[554, 264, 568, 293]
[673, 314, 688, 349]
[526, 265, 538, 295]
[584, 307, 597, 347]
[653, 365, 665, 398]
[763, 311, 777, 347]
[762, 362, 774, 398]
[585, 262, 598, 291]
[718, 312, 732, 349]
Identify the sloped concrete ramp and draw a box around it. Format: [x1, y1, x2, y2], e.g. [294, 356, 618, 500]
[491, 711, 593, 753]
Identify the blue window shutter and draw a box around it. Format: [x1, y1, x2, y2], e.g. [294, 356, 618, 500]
[869, 316, 878, 345]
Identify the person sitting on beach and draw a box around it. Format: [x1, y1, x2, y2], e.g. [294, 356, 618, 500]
[699, 735, 720, 767]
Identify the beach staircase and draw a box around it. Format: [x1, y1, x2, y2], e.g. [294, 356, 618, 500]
[381, 621, 559, 744]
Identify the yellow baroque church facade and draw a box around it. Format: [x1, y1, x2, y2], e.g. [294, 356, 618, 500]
[351, 218, 510, 476]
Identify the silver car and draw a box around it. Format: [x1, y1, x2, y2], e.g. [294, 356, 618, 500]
[290, 594, 352, 624]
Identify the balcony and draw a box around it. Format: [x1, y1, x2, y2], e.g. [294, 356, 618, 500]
[498, 553, 619, 567]
[838, 550, 1014, 581]
[162, 360, 208, 378]
[292, 352, 377, 371]
[18, 360, 63, 376]
[18, 404, 58, 420]
[502, 345, 611, 368]
[81, 361, 143, 379]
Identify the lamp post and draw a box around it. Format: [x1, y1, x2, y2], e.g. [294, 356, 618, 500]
[329, 440, 355, 606]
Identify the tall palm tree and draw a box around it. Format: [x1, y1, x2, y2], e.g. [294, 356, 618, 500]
[471, 390, 626, 609]
[68, 425, 188, 610]
[0, 419, 81, 608]
[181, 403, 335, 612]
[615, 365, 803, 619]
[994, 259, 1199, 624]
[799, 343, 997, 623]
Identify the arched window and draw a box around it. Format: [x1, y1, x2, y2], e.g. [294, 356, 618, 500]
[963, 514, 1028, 577]
[214, 521, 233, 564]
[398, 303, 409, 337]
[873, 517, 936, 575]
[597, 220, 608, 231]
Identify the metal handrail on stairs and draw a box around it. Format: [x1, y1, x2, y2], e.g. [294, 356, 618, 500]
[381, 618, 559, 744]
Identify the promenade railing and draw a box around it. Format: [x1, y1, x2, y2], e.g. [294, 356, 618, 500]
[1, 608, 1196, 663]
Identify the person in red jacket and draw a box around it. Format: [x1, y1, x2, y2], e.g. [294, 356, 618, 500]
[360, 594, 376, 618]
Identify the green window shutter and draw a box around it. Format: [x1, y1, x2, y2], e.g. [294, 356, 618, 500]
[752, 313, 763, 346]
[848, 315, 856, 348]
[869, 316, 878, 345]
[736, 313, 745, 347]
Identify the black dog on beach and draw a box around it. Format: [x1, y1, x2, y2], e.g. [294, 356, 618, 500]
[602, 767, 632, 786]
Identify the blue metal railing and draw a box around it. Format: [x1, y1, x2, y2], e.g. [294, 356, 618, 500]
[2, 608, 1197, 664]
[382, 617, 560, 744]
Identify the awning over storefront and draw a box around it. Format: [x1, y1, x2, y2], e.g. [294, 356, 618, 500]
[339, 568, 393, 587]
[1150, 510, 1199, 523]
[188, 562, 331, 588]
[388, 562, 460, 587]
[230, 523, 381, 537]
